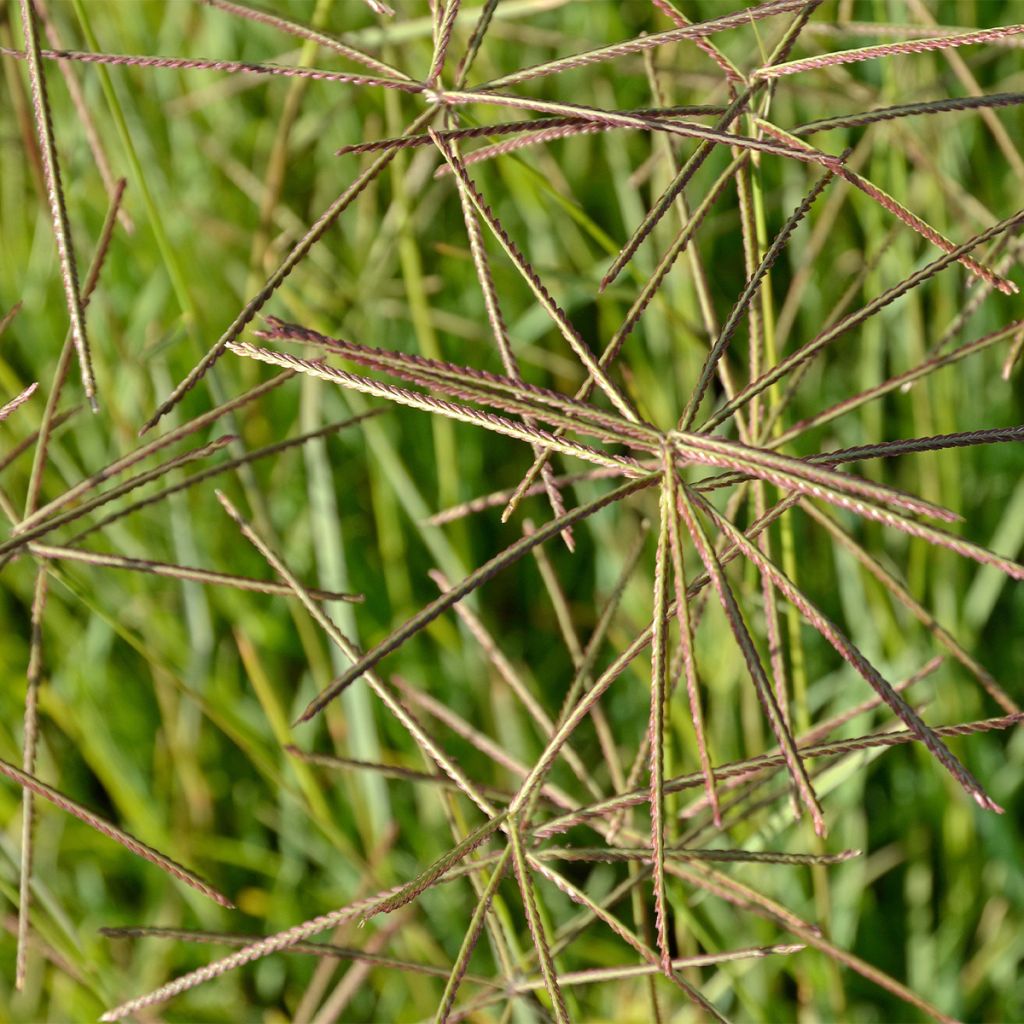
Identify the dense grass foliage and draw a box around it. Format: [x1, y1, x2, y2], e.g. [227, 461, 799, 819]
[1, 1, 1023, 1020]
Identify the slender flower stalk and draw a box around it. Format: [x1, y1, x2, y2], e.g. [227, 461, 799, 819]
[0, 43, 424, 91]
[758, 24, 1024, 79]
[16, 0, 95, 410]
[202, 0, 408, 79]
[0, 752, 233, 908]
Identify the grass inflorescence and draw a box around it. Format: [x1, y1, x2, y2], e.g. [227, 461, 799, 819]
[1, 1, 1022, 1021]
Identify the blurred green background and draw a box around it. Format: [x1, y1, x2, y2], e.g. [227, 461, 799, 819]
[1, 1, 1022, 1020]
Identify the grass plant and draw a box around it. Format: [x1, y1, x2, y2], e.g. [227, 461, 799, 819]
[1, 1, 1023, 1020]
